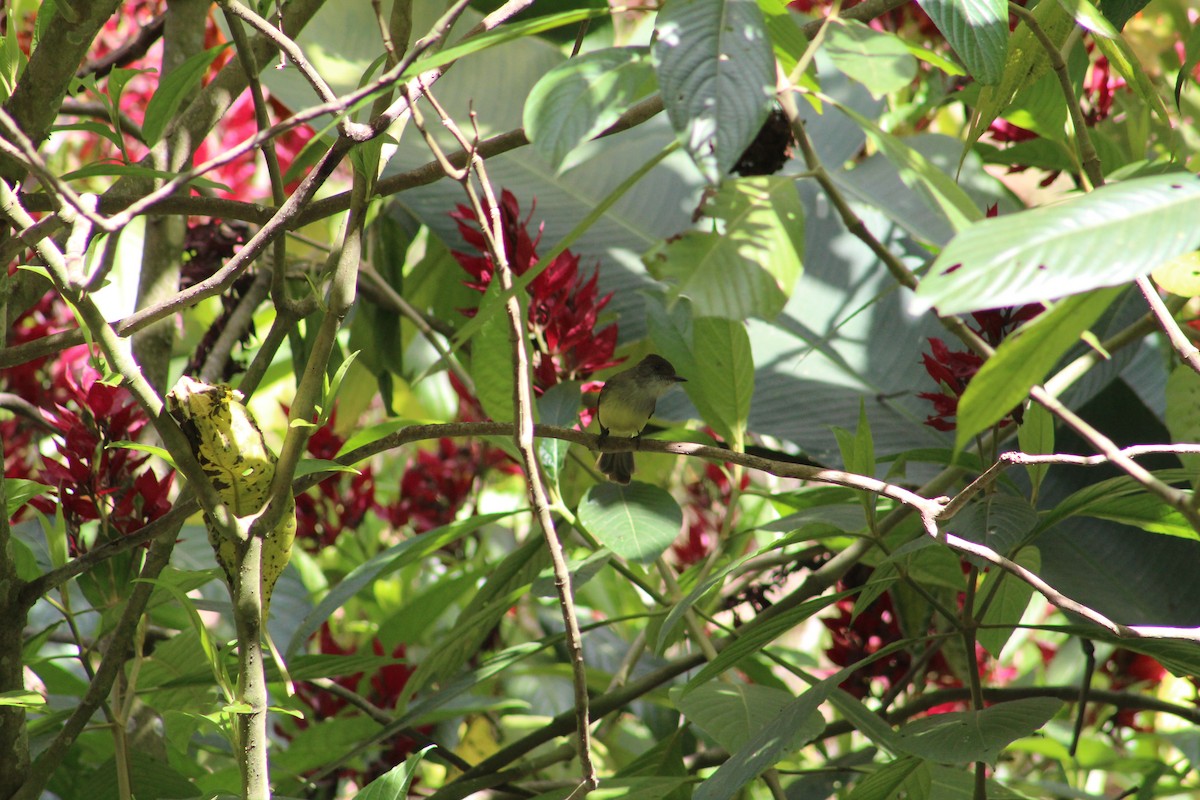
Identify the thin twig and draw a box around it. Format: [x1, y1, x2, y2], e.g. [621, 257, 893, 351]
[415, 84, 598, 793]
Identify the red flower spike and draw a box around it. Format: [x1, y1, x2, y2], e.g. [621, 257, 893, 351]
[918, 305, 1042, 431]
[450, 189, 621, 394]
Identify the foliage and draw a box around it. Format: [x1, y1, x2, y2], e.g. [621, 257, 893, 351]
[5, 1, 1200, 799]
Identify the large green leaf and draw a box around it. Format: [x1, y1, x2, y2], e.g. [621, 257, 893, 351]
[954, 287, 1122, 448]
[578, 482, 683, 563]
[469, 287, 534, 424]
[653, 0, 775, 183]
[693, 678, 831, 800]
[963, 0, 1074, 149]
[916, 0, 1008, 85]
[835, 103, 981, 235]
[689, 317, 755, 447]
[524, 47, 655, 172]
[674, 683, 798, 753]
[645, 176, 805, 320]
[824, 20, 917, 98]
[915, 174, 1200, 315]
[896, 697, 1063, 764]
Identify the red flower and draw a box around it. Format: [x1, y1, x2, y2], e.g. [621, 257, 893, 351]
[1100, 649, 1166, 732]
[451, 190, 621, 393]
[672, 460, 749, 566]
[24, 358, 172, 550]
[290, 408, 381, 551]
[822, 565, 1010, 705]
[918, 304, 1042, 431]
[387, 438, 481, 534]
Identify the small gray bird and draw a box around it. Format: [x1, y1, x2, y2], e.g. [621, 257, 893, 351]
[595, 354, 686, 484]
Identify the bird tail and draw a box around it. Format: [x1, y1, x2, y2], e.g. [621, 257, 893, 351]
[597, 451, 634, 484]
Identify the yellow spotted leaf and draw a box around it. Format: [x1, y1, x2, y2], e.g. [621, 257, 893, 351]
[167, 376, 296, 615]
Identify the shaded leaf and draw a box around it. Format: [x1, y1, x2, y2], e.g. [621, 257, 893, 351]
[653, 0, 775, 182]
[645, 176, 804, 320]
[674, 683, 798, 753]
[825, 20, 917, 98]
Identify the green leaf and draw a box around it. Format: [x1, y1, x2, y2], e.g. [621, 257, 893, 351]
[0, 690, 45, 708]
[835, 401, 875, 479]
[295, 458, 360, 479]
[977, 548, 1040, 657]
[1039, 468, 1191, 529]
[469, 285, 530, 423]
[1017, 402, 1054, 497]
[674, 683, 799, 753]
[693, 678, 831, 800]
[579, 482, 682, 563]
[286, 512, 515, 656]
[1095, 0, 1150, 29]
[536, 380, 582, 485]
[1056, 0, 1118, 37]
[524, 47, 655, 172]
[1165, 363, 1200, 490]
[688, 317, 754, 448]
[399, 8, 606, 80]
[847, 757, 925, 800]
[645, 176, 804, 320]
[336, 418, 410, 458]
[142, 43, 230, 146]
[829, 689, 906, 755]
[949, 494, 1039, 556]
[824, 20, 918, 98]
[916, 175, 1200, 315]
[653, 0, 775, 183]
[954, 287, 1121, 448]
[896, 697, 1063, 764]
[761, 0, 812, 75]
[1069, 491, 1199, 541]
[352, 745, 433, 800]
[4, 478, 51, 519]
[916, 0, 1008, 85]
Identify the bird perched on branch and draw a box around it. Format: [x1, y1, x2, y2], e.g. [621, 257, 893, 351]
[595, 354, 686, 484]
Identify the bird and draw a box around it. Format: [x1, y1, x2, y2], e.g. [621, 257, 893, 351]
[595, 354, 686, 484]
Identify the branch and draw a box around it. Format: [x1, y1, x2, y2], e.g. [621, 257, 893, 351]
[413, 81, 597, 793]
